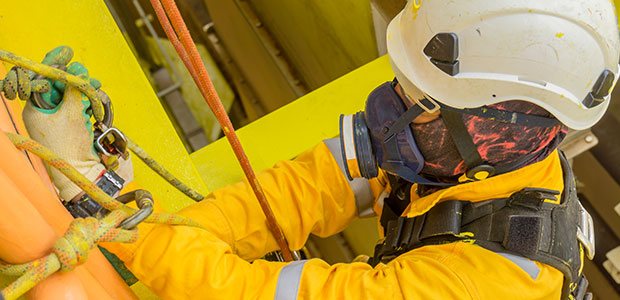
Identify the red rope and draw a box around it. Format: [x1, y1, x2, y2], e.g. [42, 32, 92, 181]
[149, 0, 294, 261]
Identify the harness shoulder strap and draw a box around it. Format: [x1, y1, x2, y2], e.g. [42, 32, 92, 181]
[371, 152, 589, 300]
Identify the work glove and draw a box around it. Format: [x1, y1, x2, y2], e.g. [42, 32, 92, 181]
[22, 46, 129, 201]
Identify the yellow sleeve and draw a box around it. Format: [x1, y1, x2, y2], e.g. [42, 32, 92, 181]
[106, 141, 404, 299]
[180, 141, 363, 260]
[122, 223, 472, 299]
[106, 141, 371, 262]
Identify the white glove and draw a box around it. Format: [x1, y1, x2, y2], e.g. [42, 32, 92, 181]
[22, 46, 129, 201]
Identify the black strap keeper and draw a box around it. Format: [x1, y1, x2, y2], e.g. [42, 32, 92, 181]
[420, 200, 463, 239]
[508, 188, 559, 210]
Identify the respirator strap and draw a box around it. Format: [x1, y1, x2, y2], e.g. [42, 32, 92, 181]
[384, 98, 435, 140]
[441, 109, 493, 182]
[383, 98, 454, 186]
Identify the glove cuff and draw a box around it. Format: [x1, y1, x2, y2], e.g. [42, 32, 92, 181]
[58, 163, 106, 201]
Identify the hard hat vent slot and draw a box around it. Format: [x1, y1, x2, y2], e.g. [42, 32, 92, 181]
[424, 33, 460, 76]
[582, 69, 614, 108]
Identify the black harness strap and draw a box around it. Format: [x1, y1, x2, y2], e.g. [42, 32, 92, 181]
[379, 175, 413, 231]
[371, 153, 588, 300]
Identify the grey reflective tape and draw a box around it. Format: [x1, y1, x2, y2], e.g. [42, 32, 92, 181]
[498, 252, 540, 280]
[323, 138, 375, 217]
[275, 260, 308, 300]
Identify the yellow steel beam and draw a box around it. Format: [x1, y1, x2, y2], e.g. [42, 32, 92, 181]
[0, 1, 212, 298]
[190, 55, 393, 189]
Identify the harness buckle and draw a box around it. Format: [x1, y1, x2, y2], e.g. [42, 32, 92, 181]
[95, 127, 128, 159]
[576, 200, 595, 260]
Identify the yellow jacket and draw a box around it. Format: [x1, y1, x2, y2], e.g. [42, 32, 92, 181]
[106, 141, 565, 299]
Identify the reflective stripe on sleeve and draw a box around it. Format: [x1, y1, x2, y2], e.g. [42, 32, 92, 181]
[498, 252, 540, 280]
[274, 260, 308, 300]
[323, 138, 375, 217]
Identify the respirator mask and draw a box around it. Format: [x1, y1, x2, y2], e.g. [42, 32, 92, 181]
[339, 80, 560, 185]
[339, 81, 449, 186]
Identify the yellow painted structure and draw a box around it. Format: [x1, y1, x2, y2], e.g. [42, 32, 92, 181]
[190, 56, 393, 189]
[144, 37, 235, 142]
[248, 0, 379, 89]
[0, 1, 209, 298]
[190, 56, 393, 259]
[204, 0, 379, 118]
[0, 0, 208, 213]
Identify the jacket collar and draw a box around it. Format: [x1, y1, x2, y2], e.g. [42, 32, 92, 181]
[404, 151, 564, 218]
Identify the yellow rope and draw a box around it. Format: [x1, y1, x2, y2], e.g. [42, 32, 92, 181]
[0, 211, 135, 300]
[0, 49, 207, 299]
[0, 50, 106, 121]
[0, 66, 49, 100]
[127, 138, 205, 201]
[6, 133, 203, 226]
[0, 133, 206, 300]
[0, 50, 204, 202]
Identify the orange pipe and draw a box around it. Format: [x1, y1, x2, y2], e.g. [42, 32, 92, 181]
[149, 0, 294, 261]
[0, 67, 136, 298]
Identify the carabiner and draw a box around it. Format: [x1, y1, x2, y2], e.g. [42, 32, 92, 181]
[116, 189, 154, 230]
[30, 64, 65, 109]
[97, 89, 114, 129]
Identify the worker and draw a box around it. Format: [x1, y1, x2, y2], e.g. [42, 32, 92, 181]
[20, 0, 619, 299]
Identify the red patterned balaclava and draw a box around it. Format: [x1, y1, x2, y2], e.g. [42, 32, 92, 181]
[411, 100, 568, 184]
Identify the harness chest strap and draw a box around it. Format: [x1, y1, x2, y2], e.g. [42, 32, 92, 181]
[371, 153, 593, 300]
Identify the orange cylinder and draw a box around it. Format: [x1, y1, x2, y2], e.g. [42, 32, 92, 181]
[0, 77, 136, 298]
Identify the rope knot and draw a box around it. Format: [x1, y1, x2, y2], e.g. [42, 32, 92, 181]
[51, 217, 98, 272]
[0, 66, 49, 100]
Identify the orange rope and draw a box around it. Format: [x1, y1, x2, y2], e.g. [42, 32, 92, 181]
[149, 0, 294, 261]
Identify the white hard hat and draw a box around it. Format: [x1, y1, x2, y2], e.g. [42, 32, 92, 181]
[387, 0, 620, 130]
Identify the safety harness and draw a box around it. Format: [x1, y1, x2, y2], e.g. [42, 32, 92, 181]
[370, 152, 593, 300]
